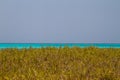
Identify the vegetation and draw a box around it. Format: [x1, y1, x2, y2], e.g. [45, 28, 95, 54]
[0, 47, 120, 80]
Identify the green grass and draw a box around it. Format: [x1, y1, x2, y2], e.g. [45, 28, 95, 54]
[0, 47, 120, 80]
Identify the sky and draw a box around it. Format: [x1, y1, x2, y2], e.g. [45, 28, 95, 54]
[0, 0, 120, 43]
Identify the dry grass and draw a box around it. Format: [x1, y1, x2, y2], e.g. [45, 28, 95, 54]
[0, 47, 120, 80]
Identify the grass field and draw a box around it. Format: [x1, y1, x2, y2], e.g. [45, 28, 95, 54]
[0, 47, 120, 80]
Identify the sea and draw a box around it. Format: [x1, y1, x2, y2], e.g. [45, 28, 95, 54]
[0, 43, 120, 49]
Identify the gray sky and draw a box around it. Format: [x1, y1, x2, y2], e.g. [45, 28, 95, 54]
[0, 0, 120, 43]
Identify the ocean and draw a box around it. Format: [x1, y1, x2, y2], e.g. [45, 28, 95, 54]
[0, 43, 120, 49]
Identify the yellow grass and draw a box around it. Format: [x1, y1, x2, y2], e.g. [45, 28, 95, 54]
[0, 47, 120, 80]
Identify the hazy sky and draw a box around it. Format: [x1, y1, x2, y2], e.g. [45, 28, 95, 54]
[0, 0, 120, 43]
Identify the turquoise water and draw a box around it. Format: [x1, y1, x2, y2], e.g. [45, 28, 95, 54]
[0, 43, 120, 49]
